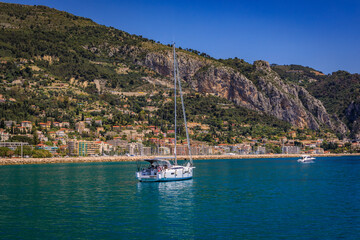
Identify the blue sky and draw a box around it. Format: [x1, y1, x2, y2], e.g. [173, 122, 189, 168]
[2, 0, 360, 74]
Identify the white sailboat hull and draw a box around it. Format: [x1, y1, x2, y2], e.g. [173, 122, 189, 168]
[136, 165, 194, 182]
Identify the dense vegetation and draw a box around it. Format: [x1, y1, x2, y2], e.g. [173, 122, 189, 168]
[271, 64, 325, 87]
[307, 71, 360, 117]
[0, 2, 158, 91]
[218, 58, 258, 83]
[0, 2, 359, 143]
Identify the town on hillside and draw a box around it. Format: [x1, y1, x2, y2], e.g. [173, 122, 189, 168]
[0, 118, 359, 158]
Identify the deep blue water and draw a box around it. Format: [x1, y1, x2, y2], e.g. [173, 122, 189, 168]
[0, 156, 359, 239]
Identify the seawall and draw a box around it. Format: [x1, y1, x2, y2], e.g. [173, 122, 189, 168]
[0, 154, 360, 166]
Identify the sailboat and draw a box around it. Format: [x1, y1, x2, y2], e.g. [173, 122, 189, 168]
[135, 43, 195, 182]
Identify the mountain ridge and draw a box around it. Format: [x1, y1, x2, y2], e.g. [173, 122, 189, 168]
[0, 2, 358, 139]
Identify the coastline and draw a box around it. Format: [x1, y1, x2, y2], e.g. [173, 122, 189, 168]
[0, 153, 360, 166]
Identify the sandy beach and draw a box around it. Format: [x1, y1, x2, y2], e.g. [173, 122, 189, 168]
[0, 153, 360, 166]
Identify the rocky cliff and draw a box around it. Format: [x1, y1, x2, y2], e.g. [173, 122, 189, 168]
[142, 49, 348, 134]
[346, 102, 360, 139]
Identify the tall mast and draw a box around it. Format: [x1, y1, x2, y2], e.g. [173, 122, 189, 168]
[175, 58, 193, 165]
[173, 43, 177, 165]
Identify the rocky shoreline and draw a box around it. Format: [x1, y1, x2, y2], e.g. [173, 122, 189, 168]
[0, 154, 360, 166]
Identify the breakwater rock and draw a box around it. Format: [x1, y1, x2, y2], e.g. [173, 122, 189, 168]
[1, 154, 359, 166]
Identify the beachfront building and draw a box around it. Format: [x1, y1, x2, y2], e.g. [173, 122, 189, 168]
[257, 146, 267, 154]
[37, 144, 58, 154]
[200, 145, 214, 155]
[140, 146, 151, 156]
[68, 140, 100, 156]
[282, 146, 301, 154]
[98, 141, 114, 154]
[308, 148, 325, 154]
[158, 146, 170, 155]
[232, 144, 252, 155]
[127, 142, 143, 156]
[0, 142, 29, 150]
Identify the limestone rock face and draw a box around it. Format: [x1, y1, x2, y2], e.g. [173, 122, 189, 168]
[194, 65, 270, 112]
[352, 121, 360, 140]
[144, 52, 206, 80]
[142, 51, 348, 133]
[346, 101, 360, 139]
[144, 52, 173, 77]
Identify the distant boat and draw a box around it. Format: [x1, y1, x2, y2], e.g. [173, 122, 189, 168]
[135, 43, 194, 182]
[297, 155, 315, 163]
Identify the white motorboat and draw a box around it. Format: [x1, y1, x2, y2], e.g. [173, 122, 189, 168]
[136, 43, 194, 182]
[297, 155, 315, 163]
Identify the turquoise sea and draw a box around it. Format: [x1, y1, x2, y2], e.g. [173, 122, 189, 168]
[0, 156, 359, 239]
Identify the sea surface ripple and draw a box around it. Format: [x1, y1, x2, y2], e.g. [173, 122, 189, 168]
[0, 156, 359, 239]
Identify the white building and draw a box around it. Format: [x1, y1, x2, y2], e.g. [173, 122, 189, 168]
[282, 146, 301, 154]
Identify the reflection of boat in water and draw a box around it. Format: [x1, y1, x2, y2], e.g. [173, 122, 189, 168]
[137, 177, 194, 192]
[297, 155, 315, 163]
[136, 43, 194, 182]
[136, 178, 195, 234]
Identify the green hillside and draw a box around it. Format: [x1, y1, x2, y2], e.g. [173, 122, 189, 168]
[271, 64, 326, 87]
[0, 2, 301, 143]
